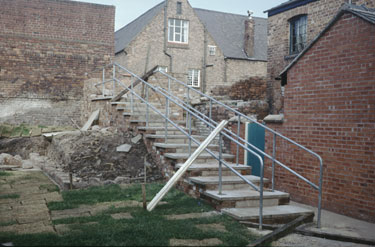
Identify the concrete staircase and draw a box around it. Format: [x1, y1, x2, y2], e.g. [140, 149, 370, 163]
[103, 95, 315, 226]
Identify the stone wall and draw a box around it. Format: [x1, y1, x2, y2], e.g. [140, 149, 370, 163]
[266, 0, 374, 113]
[115, 0, 266, 97]
[0, 0, 115, 126]
[265, 13, 375, 222]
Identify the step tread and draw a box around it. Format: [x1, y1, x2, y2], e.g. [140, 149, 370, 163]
[130, 120, 186, 124]
[138, 127, 195, 131]
[176, 162, 251, 171]
[145, 134, 207, 139]
[164, 152, 234, 159]
[221, 205, 314, 220]
[154, 143, 218, 148]
[203, 189, 289, 201]
[189, 175, 268, 185]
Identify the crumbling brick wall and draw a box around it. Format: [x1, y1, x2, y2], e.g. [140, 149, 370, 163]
[265, 13, 375, 222]
[0, 0, 114, 126]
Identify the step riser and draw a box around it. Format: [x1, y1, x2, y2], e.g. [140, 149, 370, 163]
[201, 194, 289, 210]
[222, 211, 314, 225]
[165, 157, 234, 164]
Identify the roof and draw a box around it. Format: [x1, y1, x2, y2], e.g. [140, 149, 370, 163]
[115, 2, 165, 54]
[264, 0, 319, 17]
[115, 2, 268, 61]
[194, 8, 267, 61]
[280, 4, 375, 84]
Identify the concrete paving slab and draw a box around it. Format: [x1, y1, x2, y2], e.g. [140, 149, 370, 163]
[169, 238, 223, 246]
[196, 223, 228, 233]
[110, 213, 133, 220]
[44, 192, 63, 203]
[165, 211, 219, 220]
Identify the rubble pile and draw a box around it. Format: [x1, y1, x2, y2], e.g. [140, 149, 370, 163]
[47, 127, 162, 188]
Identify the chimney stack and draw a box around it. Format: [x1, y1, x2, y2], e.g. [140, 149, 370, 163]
[244, 11, 255, 58]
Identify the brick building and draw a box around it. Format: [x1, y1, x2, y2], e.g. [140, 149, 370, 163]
[0, 0, 115, 126]
[264, 4, 375, 222]
[265, 0, 375, 113]
[114, 0, 267, 95]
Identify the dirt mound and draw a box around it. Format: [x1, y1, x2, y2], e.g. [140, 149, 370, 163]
[47, 127, 162, 185]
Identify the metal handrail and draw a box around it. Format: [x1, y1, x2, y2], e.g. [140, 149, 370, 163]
[153, 68, 323, 228]
[98, 62, 323, 229]
[102, 63, 266, 229]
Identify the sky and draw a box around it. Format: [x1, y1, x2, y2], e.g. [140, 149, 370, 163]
[73, 0, 287, 31]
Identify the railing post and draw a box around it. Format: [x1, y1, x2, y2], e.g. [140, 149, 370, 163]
[165, 97, 169, 143]
[113, 64, 116, 96]
[168, 78, 171, 93]
[218, 133, 223, 195]
[131, 76, 134, 113]
[272, 133, 276, 192]
[102, 68, 105, 97]
[259, 160, 264, 230]
[146, 86, 149, 127]
[236, 115, 241, 166]
[317, 159, 323, 228]
[188, 112, 192, 156]
[209, 99, 213, 132]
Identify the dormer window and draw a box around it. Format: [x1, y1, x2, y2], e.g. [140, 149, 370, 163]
[168, 19, 189, 44]
[289, 15, 307, 54]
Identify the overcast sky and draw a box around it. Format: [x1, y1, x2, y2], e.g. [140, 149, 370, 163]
[73, 0, 286, 31]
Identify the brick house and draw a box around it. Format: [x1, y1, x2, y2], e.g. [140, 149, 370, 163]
[264, 4, 375, 222]
[114, 0, 267, 95]
[0, 0, 114, 126]
[264, 0, 375, 113]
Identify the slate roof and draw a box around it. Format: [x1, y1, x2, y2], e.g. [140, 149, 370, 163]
[115, 2, 164, 54]
[115, 2, 268, 61]
[280, 4, 375, 84]
[194, 8, 267, 61]
[264, 0, 319, 17]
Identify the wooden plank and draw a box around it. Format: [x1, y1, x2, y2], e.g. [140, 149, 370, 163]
[248, 214, 314, 247]
[147, 120, 228, 211]
[111, 65, 158, 102]
[81, 110, 100, 131]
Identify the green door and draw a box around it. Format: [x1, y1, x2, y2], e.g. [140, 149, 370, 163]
[245, 122, 265, 176]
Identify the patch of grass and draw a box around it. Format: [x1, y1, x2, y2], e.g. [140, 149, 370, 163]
[0, 171, 12, 177]
[0, 220, 17, 227]
[0, 193, 20, 199]
[48, 183, 211, 214]
[38, 125, 47, 129]
[39, 184, 59, 192]
[1, 183, 257, 246]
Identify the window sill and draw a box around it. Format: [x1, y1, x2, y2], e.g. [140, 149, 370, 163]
[284, 54, 298, 60]
[167, 42, 189, 49]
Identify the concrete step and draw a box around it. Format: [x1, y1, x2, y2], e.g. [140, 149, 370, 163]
[188, 175, 269, 191]
[130, 120, 186, 127]
[138, 126, 197, 133]
[111, 102, 163, 108]
[163, 152, 235, 163]
[175, 162, 251, 176]
[153, 143, 219, 153]
[221, 205, 314, 224]
[145, 134, 209, 144]
[202, 189, 289, 209]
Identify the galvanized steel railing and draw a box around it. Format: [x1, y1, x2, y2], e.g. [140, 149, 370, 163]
[98, 63, 323, 229]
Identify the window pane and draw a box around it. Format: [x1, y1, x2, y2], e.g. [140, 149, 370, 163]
[175, 19, 181, 27]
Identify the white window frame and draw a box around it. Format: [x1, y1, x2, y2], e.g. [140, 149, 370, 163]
[187, 69, 200, 88]
[168, 18, 189, 44]
[208, 45, 216, 56]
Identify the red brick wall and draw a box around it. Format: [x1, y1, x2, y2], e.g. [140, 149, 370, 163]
[0, 0, 114, 125]
[266, 0, 375, 113]
[265, 13, 375, 222]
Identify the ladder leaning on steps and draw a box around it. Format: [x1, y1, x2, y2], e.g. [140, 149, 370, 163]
[96, 63, 324, 230]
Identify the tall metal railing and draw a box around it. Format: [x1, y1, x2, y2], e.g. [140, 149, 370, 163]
[97, 63, 323, 229]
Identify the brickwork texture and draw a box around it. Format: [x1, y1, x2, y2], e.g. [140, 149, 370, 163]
[265, 13, 375, 222]
[0, 0, 115, 126]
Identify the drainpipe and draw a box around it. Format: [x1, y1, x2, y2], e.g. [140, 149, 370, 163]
[202, 29, 208, 94]
[164, 0, 173, 72]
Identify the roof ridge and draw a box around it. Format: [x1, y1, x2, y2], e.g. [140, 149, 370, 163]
[116, 1, 164, 33]
[193, 7, 266, 20]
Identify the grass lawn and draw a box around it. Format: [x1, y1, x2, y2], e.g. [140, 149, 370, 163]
[0, 183, 258, 246]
